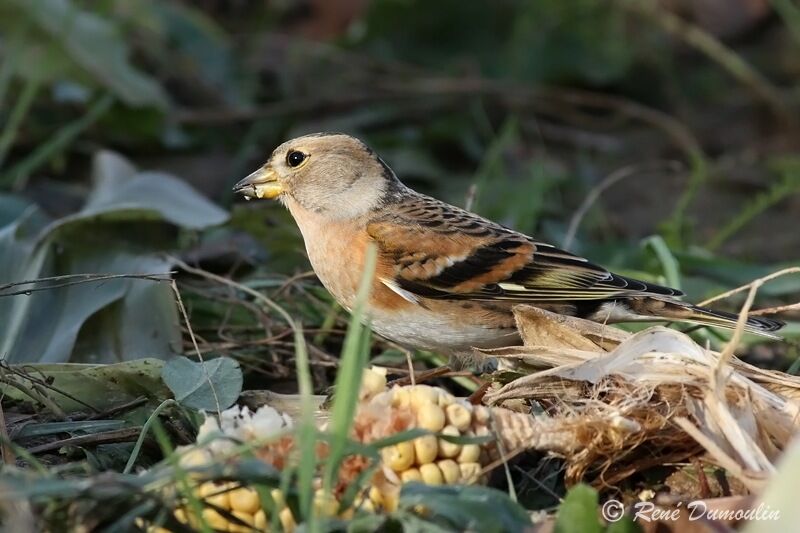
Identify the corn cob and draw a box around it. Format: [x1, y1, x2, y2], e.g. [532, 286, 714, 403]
[148, 369, 560, 530]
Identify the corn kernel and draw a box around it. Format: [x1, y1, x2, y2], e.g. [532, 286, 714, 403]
[400, 467, 422, 482]
[419, 463, 443, 485]
[437, 391, 455, 407]
[382, 441, 415, 471]
[369, 486, 384, 505]
[413, 435, 438, 464]
[459, 462, 482, 484]
[361, 369, 387, 399]
[178, 447, 212, 470]
[254, 509, 267, 530]
[438, 425, 462, 458]
[228, 510, 255, 533]
[313, 489, 339, 517]
[270, 488, 286, 509]
[390, 387, 410, 408]
[409, 385, 438, 409]
[457, 443, 481, 463]
[437, 459, 460, 484]
[174, 508, 188, 525]
[200, 508, 229, 530]
[416, 403, 445, 432]
[357, 495, 375, 512]
[229, 486, 260, 514]
[279, 507, 297, 532]
[445, 403, 472, 432]
[198, 482, 231, 509]
[473, 405, 490, 424]
[382, 491, 399, 512]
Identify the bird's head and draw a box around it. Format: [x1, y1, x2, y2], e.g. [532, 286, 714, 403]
[233, 132, 401, 218]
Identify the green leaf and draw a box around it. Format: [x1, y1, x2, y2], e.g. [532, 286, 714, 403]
[607, 516, 642, 533]
[555, 484, 603, 533]
[398, 483, 532, 532]
[0, 150, 228, 363]
[0, 0, 168, 107]
[161, 356, 242, 411]
[0, 358, 169, 413]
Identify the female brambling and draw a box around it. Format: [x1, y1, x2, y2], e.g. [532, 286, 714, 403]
[233, 133, 782, 367]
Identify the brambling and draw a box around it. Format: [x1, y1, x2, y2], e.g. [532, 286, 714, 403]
[233, 133, 783, 367]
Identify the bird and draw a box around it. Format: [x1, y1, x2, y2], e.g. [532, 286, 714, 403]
[233, 132, 783, 368]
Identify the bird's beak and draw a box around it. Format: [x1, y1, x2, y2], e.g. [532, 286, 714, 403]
[232, 166, 283, 200]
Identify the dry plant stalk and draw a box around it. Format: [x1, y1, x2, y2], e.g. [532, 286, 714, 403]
[478, 293, 800, 489]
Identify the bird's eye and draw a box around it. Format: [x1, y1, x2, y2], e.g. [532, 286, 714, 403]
[286, 151, 307, 168]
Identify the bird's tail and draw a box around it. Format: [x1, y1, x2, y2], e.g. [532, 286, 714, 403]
[620, 297, 785, 339]
[680, 304, 784, 339]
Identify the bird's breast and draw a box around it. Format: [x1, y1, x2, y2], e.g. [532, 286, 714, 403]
[287, 201, 411, 312]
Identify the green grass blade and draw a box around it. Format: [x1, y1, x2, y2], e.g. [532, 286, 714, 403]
[643, 235, 682, 290]
[1, 93, 114, 189]
[0, 76, 41, 169]
[321, 244, 377, 506]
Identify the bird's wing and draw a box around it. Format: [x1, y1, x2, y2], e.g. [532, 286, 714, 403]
[367, 195, 682, 302]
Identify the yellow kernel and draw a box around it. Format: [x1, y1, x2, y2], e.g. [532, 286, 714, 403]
[279, 507, 297, 532]
[413, 435, 439, 464]
[474, 425, 490, 437]
[229, 486, 260, 514]
[473, 405, 490, 424]
[438, 459, 460, 484]
[438, 425, 462, 458]
[459, 462, 482, 484]
[382, 441, 415, 471]
[197, 482, 230, 509]
[419, 463, 444, 485]
[228, 510, 255, 533]
[360, 368, 387, 399]
[445, 403, 472, 432]
[390, 387, 410, 408]
[179, 447, 212, 470]
[457, 443, 481, 464]
[313, 489, 339, 517]
[400, 467, 422, 482]
[174, 508, 188, 524]
[270, 488, 286, 509]
[409, 385, 438, 409]
[254, 509, 267, 529]
[417, 404, 446, 432]
[382, 491, 399, 512]
[437, 391, 455, 407]
[369, 486, 384, 506]
[200, 508, 229, 530]
[356, 495, 375, 512]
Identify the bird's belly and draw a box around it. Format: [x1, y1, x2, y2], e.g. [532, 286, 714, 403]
[367, 307, 519, 355]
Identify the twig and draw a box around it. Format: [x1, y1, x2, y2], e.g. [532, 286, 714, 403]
[0, 374, 67, 419]
[84, 396, 148, 421]
[750, 302, 800, 316]
[169, 280, 221, 415]
[562, 161, 681, 249]
[0, 400, 15, 464]
[4, 363, 98, 413]
[699, 267, 800, 307]
[27, 427, 142, 454]
[464, 184, 478, 212]
[0, 272, 174, 297]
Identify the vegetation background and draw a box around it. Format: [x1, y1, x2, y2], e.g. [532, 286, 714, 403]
[0, 0, 799, 531]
